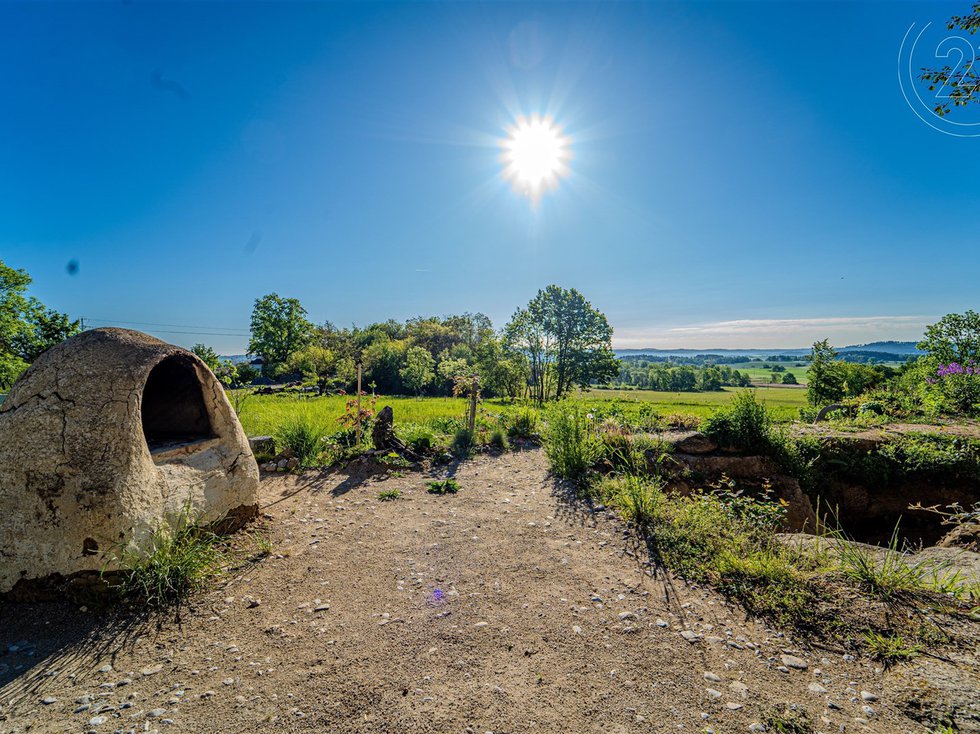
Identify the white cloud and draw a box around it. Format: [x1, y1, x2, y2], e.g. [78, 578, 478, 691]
[613, 315, 931, 349]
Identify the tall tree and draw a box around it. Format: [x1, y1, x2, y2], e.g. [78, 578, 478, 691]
[247, 293, 315, 375]
[917, 310, 980, 365]
[400, 345, 435, 396]
[504, 285, 618, 402]
[805, 339, 844, 406]
[0, 259, 80, 388]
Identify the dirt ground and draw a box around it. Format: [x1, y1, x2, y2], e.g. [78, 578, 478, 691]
[0, 449, 926, 733]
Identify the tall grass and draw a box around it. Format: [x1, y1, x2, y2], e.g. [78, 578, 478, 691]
[275, 412, 329, 466]
[107, 504, 226, 607]
[544, 402, 601, 481]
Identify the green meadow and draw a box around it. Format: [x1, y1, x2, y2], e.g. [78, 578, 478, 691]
[234, 385, 807, 437]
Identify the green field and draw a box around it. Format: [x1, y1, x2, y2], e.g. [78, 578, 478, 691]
[584, 386, 806, 421]
[729, 362, 810, 386]
[235, 385, 807, 437]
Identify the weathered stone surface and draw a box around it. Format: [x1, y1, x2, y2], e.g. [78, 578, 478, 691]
[248, 436, 275, 456]
[937, 522, 980, 553]
[668, 431, 718, 455]
[887, 656, 980, 733]
[372, 405, 396, 451]
[0, 328, 259, 595]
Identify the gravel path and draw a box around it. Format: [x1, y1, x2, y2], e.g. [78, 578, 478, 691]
[0, 449, 916, 733]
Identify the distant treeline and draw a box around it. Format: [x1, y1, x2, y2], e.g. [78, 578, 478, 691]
[618, 351, 911, 367]
[611, 359, 752, 392]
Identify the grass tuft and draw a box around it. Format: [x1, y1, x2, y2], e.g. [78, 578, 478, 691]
[378, 488, 401, 501]
[863, 630, 922, 665]
[427, 478, 460, 495]
[274, 412, 329, 466]
[107, 503, 226, 608]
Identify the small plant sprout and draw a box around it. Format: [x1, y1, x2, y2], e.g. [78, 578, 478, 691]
[427, 479, 460, 495]
[378, 488, 401, 501]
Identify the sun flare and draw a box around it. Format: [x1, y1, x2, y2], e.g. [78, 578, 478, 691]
[502, 116, 570, 200]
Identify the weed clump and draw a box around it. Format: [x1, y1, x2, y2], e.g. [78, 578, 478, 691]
[427, 478, 460, 495]
[378, 488, 401, 501]
[106, 504, 226, 608]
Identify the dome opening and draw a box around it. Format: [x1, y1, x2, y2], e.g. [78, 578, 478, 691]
[141, 355, 214, 451]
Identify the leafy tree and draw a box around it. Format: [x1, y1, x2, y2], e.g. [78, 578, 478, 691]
[400, 346, 435, 396]
[191, 344, 221, 372]
[917, 310, 980, 365]
[781, 372, 799, 385]
[919, 4, 980, 116]
[504, 285, 618, 402]
[806, 339, 845, 406]
[0, 259, 80, 388]
[287, 345, 337, 394]
[247, 293, 315, 375]
[437, 354, 470, 395]
[363, 340, 407, 393]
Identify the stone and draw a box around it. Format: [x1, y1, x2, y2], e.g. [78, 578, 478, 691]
[670, 431, 718, 455]
[147, 708, 167, 718]
[41, 696, 57, 704]
[860, 691, 877, 702]
[0, 328, 260, 595]
[248, 436, 275, 456]
[680, 630, 699, 642]
[780, 654, 808, 670]
[807, 682, 828, 695]
[888, 657, 980, 732]
[704, 672, 722, 683]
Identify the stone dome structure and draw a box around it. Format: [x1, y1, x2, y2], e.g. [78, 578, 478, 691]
[0, 328, 259, 596]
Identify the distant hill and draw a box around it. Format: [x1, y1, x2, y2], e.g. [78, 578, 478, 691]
[837, 341, 921, 355]
[614, 341, 922, 365]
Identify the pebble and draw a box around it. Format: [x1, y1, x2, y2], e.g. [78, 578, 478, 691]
[88, 716, 107, 726]
[780, 654, 808, 670]
[223, 678, 235, 685]
[807, 682, 829, 695]
[655, 619, 668, 627]
[141, 665, 163, 676]
[41, 696, 57, 705]
[725, 702, 743, 710]
[703, 672, 722, 683]
[860, 691, 877, 701]
[147, 708, 166, 718]
[680, 630, 699, 642]
[861, 705, 875, 717]
[572, 626, 583, 635]
[729, 681, 749, 698]
[706, 688, 722, 699]
[749, 725, 767, 733]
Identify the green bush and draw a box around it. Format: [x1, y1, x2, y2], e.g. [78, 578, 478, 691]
[488, 428, 509, 451]
[544, 401, 601, 481]
[451, 428, 474, 457]
[275, 413, 329, 466]
[701, 390, 772, 454]
[506, 406, 541, 439]
[396, 423, 436, 454]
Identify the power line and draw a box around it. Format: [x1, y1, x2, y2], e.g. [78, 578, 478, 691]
[84, 318, 249, 335]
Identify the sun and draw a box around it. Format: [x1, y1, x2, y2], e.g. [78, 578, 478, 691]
[502, 115, 570, 200]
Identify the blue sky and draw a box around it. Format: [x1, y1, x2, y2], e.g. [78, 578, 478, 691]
[2, 1, 977, 353]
